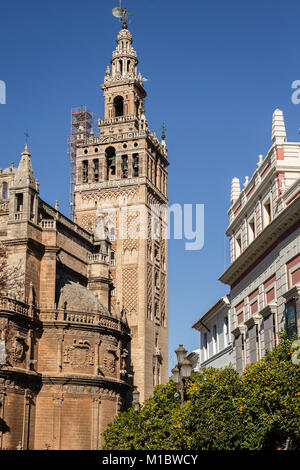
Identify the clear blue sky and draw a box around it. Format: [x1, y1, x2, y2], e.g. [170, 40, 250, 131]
[1, 0, 300, 370]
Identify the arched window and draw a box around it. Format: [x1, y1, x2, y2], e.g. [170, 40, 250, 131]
[113, 96, 124, 117]
[2, 182, 8, 199]
[105, 147, 116, 179]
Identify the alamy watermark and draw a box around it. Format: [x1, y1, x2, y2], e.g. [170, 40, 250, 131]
[291, 80, 300, 104]
[95, 199, 204, 251]
[0, 80, 6, 104]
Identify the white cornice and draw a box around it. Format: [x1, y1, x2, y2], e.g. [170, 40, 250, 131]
[220, 196, 300, 286]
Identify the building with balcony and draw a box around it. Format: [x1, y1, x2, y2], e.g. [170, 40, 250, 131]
[220, 109, 300, 373]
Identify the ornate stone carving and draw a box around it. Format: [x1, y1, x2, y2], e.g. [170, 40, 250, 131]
[63, 340, 94, 369]
[11, 335, 26, 363]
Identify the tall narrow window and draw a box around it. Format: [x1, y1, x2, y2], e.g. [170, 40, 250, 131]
[106, 147, 116, 179]
[121, 155, 128, 178]
[110, 251, 116, 266]
[248, 219, 255, 243]
[203, 332, 208, 361]
[285, 300, 298, 338]
[16, 193, 23, 212]
[2, 182, 8, 199]
[224, 316, 229, 347]
[242, 333, 246, 369]
[133, 154, 139, 177]
[255, 324, 260, 360]
[236, 234, 242, 257]
[30, 195, 34, 219]
[82, 160, 88, 183]
[93, 159, 99, 182]
[263, 200, 271, 227]
[213, 324, 217, 354]
[272, 313, 277, 347]
[113, 96, 124, 117]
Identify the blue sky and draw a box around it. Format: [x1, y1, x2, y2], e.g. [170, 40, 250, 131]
[1, 0, 300, 369]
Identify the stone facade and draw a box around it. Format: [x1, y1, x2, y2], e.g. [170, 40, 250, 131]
[220, 109, 300, 373]
[0, 24, 168, 449]
[73, 26, 169, 402]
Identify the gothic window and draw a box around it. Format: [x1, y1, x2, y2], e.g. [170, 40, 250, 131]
[2, 182, 8, 199]
[114, 96, 124, 117]
[105, 147, 116, 179]
[82, 160, 88, 183]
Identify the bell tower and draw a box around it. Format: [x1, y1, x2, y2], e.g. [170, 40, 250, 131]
[74, 20, 169, 401]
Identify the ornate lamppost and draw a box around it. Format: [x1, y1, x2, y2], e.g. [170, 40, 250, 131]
[171, 344, 192, 405]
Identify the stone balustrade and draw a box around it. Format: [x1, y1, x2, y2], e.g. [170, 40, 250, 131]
[0, 296, 34, 317]
[39, 309, 124, 331]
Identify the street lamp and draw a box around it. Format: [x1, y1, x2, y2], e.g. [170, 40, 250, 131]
[172, 344, 192, 405]
[132, 387, 140, 413]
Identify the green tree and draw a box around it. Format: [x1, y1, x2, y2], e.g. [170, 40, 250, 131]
[103, 334, 300, 450]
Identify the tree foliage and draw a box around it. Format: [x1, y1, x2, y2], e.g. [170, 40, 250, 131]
[103, 334, 300, 450]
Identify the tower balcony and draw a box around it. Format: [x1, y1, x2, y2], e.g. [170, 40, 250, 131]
[98, 114, 138, 127]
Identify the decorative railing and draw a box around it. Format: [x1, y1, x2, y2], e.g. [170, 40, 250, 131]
[41, 219, 56, 230]
[0, 296, 35, 318]
[39, 309, 124, 331]
[98, 114, 137, 126]
[88, 253, 109, 263]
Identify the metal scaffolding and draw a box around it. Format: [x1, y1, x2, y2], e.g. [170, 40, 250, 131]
[68, 106, 93, 220]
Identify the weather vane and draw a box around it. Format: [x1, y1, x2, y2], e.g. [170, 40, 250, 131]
[25, 129, 29, 144]
[112, 1, 135, 29]
[161, 123, 167, 140]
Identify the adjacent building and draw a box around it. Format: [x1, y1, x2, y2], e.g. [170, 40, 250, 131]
[191, 296, 233, 370]
[220, 109, 300, 373]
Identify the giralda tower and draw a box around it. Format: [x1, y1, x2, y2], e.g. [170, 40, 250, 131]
[73, 15, 169, 401]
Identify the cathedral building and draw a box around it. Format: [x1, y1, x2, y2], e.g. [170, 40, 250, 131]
[220, 109, 300, 372]
[0, 20, 169, 450]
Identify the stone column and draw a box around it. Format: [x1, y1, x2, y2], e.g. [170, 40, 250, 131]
[22, 389, 32, 450]
[91, 394, 101, 450]
[52, 393, 64, 450]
